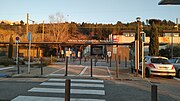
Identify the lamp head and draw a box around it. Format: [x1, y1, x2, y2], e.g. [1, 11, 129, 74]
[136, 17, 141, 22]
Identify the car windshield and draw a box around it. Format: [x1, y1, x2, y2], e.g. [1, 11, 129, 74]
[169, 58, 176, 63]
[151, 58, 170, 64]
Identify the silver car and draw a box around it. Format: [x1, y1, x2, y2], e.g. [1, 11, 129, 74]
[169, 57, 180, 78]
[140, 56, 176, 77]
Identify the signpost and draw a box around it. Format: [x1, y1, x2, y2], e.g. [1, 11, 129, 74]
[142, 32, 146, 78]
[65, 49, 71, 76]
[78, 51, 81, 65]
[61, 50, 64, 61]
[107, 51, 111, 58]
[113, 46, 117, 54]
[113, 45, 119, 78]
[28, 32, 32, 73]
[15, 36, 20, 74]
[107, 51, 111, 63]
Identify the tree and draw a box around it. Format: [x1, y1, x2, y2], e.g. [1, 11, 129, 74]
[159, 45, 180, 58]
[20, 20, 24, 25]
[149, 22, 159, 56]
[8, 34, 14, 58]
[48, 12, 69, 42]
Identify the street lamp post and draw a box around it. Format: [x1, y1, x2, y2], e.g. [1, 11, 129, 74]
[141, 31, 145, 78]
[171, 18, 179, 58]
[26, 13, 35, 73]
[135, 17, 141, 76]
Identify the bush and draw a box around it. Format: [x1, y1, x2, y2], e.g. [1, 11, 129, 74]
[41, 57, 51, 66]
[159, 45, 180, 58]
[41, 57, 57, 66]
[0, 56, 14, 66]
[24, 56, 34, 62]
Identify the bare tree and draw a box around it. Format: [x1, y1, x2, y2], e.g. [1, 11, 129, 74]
[48, 12, 69, 42]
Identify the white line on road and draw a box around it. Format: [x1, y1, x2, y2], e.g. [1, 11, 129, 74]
[12, 96, 63, 101]
[0, 67, 14, 71]
[48, 79, 104, 83]
[28, 88, 105, 95]
[47, 74, 76, 77]
[86, 75, 111, 78]
[47, 73, 111, 78]
[106, 66, 112, 78]
[40, 82, 104, 87]
[45, 66, 65, 77]
[69, 65, 84, 67]
[12, 96, 106, 101]
[72, 79, 104, 83]
[79, 66, 88, 76]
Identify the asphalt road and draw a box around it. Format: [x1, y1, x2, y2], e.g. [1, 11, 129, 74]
[0, 60, 179, 101]
[0, 77, 179, 101]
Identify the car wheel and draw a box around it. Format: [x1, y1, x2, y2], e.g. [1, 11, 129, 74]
[145, 68, 150, 78]
[178, 70, 180, 78]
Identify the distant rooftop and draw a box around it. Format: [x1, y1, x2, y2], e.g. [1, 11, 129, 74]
[159, 0, 180, 5]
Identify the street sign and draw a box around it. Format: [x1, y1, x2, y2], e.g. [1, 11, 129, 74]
[113, 47, 117, 54]
[66, 51, 71, 57]
[15, 36, 20, 43]
[141, 31, 146, 42]
[27, 32, 32, 42]
[78, 51, 81, 58]
[107, 51, 112, 57]
[16, 36, 19, 41]
[61, 50, 64, 54]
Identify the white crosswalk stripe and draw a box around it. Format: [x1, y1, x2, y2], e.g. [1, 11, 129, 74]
[48, 78, 104, 83]
[40, 82, 104, 87]
[12, 78, 106, 101]
[12, 96, 105, 101]
[29, 88, 105, 95]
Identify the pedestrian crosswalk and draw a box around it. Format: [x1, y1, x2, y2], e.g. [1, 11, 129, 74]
[12, 78, 106, 101]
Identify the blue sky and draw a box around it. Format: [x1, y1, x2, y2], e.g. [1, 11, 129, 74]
[0, 0, 180, 24]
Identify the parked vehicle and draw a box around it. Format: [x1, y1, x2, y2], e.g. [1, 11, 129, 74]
[169, 57, 180, 78]
[13, 57, 25, 65]
[139, 56, 176, 77]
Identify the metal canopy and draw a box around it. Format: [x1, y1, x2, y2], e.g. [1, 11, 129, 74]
[159, 0, 180, 5]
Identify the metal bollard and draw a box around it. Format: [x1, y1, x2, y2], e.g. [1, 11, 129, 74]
[151, 84, 157, 101]
[110, 56, 112, 67]
[130, 59, 134, 73]
[65, 57, 68, 76]
[107, 55, 109, 63]
[125, 57, 127, 67]
[91, 58, 93, 77]
[118, 55, 121, 64]
[17, 57, 20, 74]
[65, 79, 71, 101]
[40, 57, 43, 75]
[79, 57, 81, 65]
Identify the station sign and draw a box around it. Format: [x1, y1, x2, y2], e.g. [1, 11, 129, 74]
[27, 32, 32, 42]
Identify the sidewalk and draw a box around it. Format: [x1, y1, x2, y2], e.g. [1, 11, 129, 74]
[11, 65, 64, 78]
[7, 62, 143, 83]
[0, 58, 143, 81]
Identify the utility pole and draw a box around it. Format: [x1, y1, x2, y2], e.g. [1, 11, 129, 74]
[135, 17, 141, 76]
[176, 18, 178, 31]
[171, 18, 179, 58]
[42, 20, 44, 41]
[26, 13, 29, 35]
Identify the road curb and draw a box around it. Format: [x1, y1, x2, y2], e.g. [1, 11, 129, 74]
[173, 77, 180, 81]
